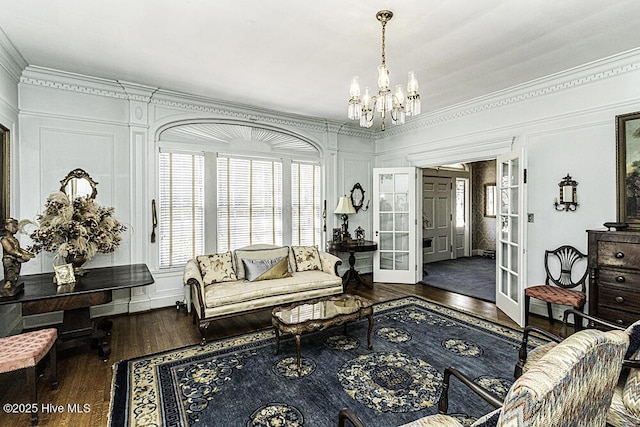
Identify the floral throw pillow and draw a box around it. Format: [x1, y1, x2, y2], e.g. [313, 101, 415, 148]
[291, 246, 322, 272]
[197, 252, 237, 286]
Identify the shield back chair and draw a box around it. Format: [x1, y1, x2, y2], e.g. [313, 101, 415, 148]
[0, 328, 58, 426]
[515, 309, 640, 427]
[524, 245, 588, 327]
[339, 327, 629, 427]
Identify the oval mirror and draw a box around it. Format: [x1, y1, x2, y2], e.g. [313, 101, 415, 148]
[60, 168, 98, 200]
[350, 183, 365, 213]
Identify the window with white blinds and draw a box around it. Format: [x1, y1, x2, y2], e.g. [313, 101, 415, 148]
[217, 157, 283, 252]
[158, 152, 204, 268]
[291, 162, 322, 246]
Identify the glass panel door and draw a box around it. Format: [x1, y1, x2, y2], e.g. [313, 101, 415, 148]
[496, 149, 526, 326]
[373, 167, 419, 284]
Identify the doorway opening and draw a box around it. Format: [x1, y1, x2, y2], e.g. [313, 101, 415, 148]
[420, 160, 497, 302]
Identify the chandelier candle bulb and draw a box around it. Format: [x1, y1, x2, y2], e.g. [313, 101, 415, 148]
[347, 10, 421, 130]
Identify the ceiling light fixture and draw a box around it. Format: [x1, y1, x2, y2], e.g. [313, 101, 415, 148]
[348, 10, 421, 131]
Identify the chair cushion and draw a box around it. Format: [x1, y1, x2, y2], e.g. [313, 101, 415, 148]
[622, 321, 640, 418]
[291, 245, 322, 272]
[524, 285, 586, 307]
[399, 413, 464, 426]
[197, 252, 237, 285]
[0, 328, 57, 372]
[609, 385, 640, 426]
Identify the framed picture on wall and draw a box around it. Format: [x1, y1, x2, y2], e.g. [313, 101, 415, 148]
[616, 111, 640, 228]
[0, 124, 9, 227]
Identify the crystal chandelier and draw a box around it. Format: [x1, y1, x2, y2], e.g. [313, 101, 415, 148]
[348, 10, 421, 131]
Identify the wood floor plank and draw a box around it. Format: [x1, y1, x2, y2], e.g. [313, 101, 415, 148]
[0, 278, 561, 426]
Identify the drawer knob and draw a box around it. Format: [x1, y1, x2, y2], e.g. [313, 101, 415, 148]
[616, 319, 625, 325]
[615, 252, 625, 259]
[615, 296, 625, 304]
[616, 276, 626, 283]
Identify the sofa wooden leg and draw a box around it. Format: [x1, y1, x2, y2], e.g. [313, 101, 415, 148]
[199, 321, 211, 345]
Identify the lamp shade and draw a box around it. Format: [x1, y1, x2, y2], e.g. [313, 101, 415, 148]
[334, 196, 356, 215]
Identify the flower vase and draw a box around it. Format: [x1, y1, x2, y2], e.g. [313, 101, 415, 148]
[66, 255, 88, 276]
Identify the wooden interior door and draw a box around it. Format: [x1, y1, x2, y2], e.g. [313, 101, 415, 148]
[423, 176, 452, 263]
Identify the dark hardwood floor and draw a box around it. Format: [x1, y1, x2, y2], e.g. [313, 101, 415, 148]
[0, 276, 562, 426]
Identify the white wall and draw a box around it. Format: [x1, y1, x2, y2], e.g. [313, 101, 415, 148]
[2, 35, 640, 330]
[3, 63, 376, 330]
[375, 49, 640, 320]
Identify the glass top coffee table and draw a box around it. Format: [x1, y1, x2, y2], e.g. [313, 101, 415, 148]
[271, 294, 374, 375]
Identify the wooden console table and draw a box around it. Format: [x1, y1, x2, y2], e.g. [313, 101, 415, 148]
[0, 264, 154, 361]
[327, 240, 378, 289]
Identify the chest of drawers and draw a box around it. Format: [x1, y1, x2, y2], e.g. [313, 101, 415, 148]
[587, 229, 640, 326]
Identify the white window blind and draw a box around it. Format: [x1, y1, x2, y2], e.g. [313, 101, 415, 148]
[291, 162, 321, 246]
[159, 152, 204, 268]
[217, 157, 283, 252]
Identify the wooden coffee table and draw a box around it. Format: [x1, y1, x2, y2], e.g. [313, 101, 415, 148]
[271, 294, 374, 375]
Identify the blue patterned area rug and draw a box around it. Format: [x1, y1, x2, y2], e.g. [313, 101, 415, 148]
[421, 256, 496, 303]
[108, 296, 543, 427]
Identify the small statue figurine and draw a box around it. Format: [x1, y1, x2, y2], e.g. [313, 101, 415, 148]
[1, 218, 34, 296]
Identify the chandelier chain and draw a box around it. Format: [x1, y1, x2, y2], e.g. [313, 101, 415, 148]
[381, 19, 386, 66]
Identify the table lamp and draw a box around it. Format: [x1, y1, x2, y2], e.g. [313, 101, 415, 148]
[335, 196, 356, 240]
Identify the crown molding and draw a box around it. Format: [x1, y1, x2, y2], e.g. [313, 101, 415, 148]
[16, 48, 640, 141]
[0, 28, 27, 82]
[19, 66, 346, 134]
[376, 48, 640, 139]
[20, 66, 129, 99]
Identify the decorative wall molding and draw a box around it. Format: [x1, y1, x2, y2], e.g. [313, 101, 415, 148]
[406, 137, 515, 167]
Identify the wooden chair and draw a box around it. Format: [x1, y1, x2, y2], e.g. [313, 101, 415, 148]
[0, 328, 58, 426]
[338, 327, 629, 426]
[524, 245, 588, 327]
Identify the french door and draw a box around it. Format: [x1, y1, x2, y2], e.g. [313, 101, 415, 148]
[372, 167, 420, 284]
[496, 149, 527, 326]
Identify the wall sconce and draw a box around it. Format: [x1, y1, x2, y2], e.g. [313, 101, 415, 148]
[554, 174, 578, 212]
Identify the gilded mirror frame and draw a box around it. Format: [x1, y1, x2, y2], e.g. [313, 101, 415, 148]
[60, 168, 98, 200]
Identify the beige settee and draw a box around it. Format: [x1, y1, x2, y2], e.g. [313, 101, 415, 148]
[184, 244, 343, 344]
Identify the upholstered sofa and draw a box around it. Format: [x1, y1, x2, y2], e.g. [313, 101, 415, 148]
[184, 244, 343, 343]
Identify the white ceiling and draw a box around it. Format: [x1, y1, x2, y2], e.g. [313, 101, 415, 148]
[1, 0, 640, 124]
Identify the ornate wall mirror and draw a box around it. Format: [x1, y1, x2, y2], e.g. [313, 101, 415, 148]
[484, 183, 496, 217]
[60, 168, 98, 200]
[350, 183, 367, 213]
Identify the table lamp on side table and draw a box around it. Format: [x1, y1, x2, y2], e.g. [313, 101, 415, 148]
[335, 196, 356, 241]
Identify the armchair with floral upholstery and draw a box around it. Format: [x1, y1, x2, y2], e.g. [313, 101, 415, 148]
[338, 328, 628, 427]
[515, 309, 640, 427]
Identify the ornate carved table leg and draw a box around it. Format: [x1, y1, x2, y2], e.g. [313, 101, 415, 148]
[274, 327, 280, 355]
[366, 313, 374, 350]
[295, 334, 302, 376]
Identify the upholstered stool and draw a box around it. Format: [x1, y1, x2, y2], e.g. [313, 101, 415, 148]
[0, 328, 58, 426]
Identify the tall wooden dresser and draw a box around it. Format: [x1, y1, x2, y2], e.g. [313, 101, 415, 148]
[587, 229, 640, 326]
